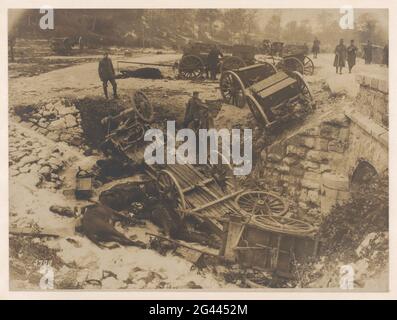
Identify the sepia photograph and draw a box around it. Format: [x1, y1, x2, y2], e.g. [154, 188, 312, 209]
[7, 7, 389, 293]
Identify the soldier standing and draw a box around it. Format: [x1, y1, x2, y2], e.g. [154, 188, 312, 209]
[312, 37, 320, 58]
[183, 91, 208, 129]
[333, 39, 347, 74]
[98, 52, 118, 99]
[363, 40, 373, 64]
[347, 40, 358, 73]
[207, 45, 223, 80]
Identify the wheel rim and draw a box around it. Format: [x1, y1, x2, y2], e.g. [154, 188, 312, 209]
[303, 56, 314, 75]
[277, 57, 304, 75]
[235, 191, 288, 216]
[122, 123, 145, 145]
[292, 71, 314, 102]
[132, 90, 153, 123]
[246, 93, 268, 125]
[157, 170, 186, 217]
[252, 215, 315, 236]
[221, 56, 246, 73]
[219, 70, 246, 107]
[179, 55, 204, 79]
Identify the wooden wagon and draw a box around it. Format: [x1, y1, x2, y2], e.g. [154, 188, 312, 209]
[261, 40, 315, 76]
[144, 161, 289, 236]
[100, 91, 153, 153]
[178, 42, 215, 79]
[220, 44, 258, 73]
[220, 63, 314, 128]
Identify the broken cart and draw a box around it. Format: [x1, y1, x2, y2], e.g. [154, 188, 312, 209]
[220, 63, 314, 129]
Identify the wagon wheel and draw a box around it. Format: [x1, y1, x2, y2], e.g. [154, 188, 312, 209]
[120, 122, 145, 149]
[157, 170, 186, 218]
[303, 55, 314, 75]
[178, 55, 205, 79]
[235, 191, 288, 216]
[207, 149, 238, 192]
[276, 57, 304, 75]
[220, 56, 246, 73]
[292, 71, 314, 104]
[132, 90, 153, 123]
[252, 215, 315, 236]
[246, 93, 270, 126]
[219, 70, 246, 108]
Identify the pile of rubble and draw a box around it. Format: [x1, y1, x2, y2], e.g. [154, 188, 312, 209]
[14, 99, 85, 149]
[9, 125, 74, 189]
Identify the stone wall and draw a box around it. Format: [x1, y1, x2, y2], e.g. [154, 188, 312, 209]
[262, 115, 350, 216]
[14, 99, 85, 149]
[354, 74, 388, 128]
[260, 73, 389, 218]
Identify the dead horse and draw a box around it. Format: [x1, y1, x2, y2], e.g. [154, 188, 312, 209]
[80, 203, 145, 248]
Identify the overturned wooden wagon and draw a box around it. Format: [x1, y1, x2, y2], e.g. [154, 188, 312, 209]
[100, 90, 153, 153]
[220, 63, 314, 128]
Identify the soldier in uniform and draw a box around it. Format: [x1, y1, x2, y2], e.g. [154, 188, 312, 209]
[333, 39, 347, 74]
[98, 52, 118, 99]
[207, 44, 223, 80]
[183, 91, 208, 129]
[312, 37, 320, 58]
[347, 40, 358, 73]
[363, 40, 373, 64]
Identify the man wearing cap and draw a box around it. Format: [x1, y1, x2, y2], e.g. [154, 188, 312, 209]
[207, 44, 223, 80]
[183, 91, 208, 130]
[98, 52, 118, 99]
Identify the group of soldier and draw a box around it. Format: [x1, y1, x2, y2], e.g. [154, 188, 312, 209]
[332, 38, 388, 74]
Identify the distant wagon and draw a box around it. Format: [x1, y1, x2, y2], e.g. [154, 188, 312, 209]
[178, 42, 259, 79]
[50, 37, 73, 55]
[177, 42, 215, 79]
[220, 44, 258, 72]
[262, 40, 315, 76]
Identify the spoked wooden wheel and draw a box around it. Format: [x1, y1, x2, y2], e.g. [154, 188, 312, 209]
[178, 55, 204, 79]
[303, 55, 314, 75]
[246, 93, 269, 126]
[292, 71, 314, 103]
[157, 170, 186, 217]
[276, 57, 304, 75]
[132, 90, 153, 123]
[220, 56, 246, 73]
[235, 191, 288, 216]
[120, 122, 145, 149]
[207, 149, 238, 192]
[252, 215, 315, 236]
[219, 70, 246, 108]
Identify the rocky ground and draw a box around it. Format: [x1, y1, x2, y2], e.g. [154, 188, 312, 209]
[8, 40, 389, 290]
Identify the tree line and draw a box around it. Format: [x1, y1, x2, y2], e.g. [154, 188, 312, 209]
[11, 9, 387, 50]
